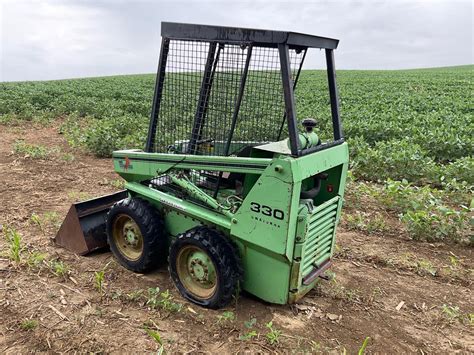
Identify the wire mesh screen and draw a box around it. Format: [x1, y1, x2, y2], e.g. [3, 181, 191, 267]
[152, 39, 306, 156]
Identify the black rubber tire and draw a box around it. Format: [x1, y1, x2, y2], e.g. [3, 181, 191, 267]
[106, 197, 166, 273]
[169, 226, 243, 309]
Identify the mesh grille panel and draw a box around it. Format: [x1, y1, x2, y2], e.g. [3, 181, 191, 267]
[152, 39, 305, 156]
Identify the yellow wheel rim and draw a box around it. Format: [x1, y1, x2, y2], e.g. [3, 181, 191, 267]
[176, 245, 217, 300]
[112, 214, 144, 261]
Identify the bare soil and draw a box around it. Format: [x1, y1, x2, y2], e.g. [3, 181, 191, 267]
[1, 123, 472, 353]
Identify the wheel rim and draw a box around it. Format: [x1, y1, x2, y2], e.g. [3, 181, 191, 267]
[176, 245, 217, 300]
[112, 214, 144, 261]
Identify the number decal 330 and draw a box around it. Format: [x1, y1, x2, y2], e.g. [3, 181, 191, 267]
[250, 202, 284, 220]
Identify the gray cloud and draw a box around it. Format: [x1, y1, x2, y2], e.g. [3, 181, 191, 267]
[1, 0, 472, 81]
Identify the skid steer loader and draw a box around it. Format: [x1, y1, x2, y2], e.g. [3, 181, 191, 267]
[55, 22, 348, 309]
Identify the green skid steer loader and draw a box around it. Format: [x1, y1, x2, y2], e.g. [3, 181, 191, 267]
[55, 22, 349, 309]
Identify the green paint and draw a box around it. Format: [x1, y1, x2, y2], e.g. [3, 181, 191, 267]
[114, 141, 348, 304]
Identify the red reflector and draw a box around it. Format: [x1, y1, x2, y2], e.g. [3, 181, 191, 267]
[327, 184, 334, 193]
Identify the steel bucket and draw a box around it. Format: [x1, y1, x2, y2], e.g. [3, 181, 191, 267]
[54, 190, 128, 255]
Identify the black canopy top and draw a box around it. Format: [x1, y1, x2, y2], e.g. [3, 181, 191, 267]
[161, 22, 339, 49]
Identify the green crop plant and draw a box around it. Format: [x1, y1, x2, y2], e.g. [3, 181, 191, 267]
[1, 66, 472, 185]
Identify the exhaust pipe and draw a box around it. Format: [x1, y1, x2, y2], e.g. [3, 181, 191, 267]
[54, 190, 128, 255]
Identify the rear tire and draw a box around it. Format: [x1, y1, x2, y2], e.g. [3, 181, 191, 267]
[106, 197, 166, 273]
[169, 226, 242, 309]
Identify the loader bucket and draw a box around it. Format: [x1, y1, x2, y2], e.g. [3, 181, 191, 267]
[54, 190, 128, 255]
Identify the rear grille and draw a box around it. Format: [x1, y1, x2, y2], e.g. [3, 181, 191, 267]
[301, 196, 339, 278]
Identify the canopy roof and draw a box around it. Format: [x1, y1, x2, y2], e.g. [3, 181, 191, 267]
[161, 22, 339, 49]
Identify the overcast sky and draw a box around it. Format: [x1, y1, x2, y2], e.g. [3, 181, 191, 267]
[0, 0, 472, 82]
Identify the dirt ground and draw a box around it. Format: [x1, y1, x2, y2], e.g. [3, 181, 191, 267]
[0, 122, 472, 353]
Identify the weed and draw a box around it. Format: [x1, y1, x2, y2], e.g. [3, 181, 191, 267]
[239, 330, 258, 341]
[20, 319, 38, 331]
[158, 290, 182, 312]
[416, 259, 437, 276]
[94, 270, 105, 293]
[265, 321, 282, 345]
[127, 289, 145, 302]
[61, 152, 75, 162]
[440, 304, 472, 325]
[345, 212, 387, 234]
[13, 140, 50, 159]
[30, 213, 42, 231]
[109, 178, 125, 189]
[449, 255, 459, 268]
[4, 227, 23, 263]
[110, 290, 123, 300]
[244, 317, 257, 328]
[67, 191, 92, 202]
[358, 336, 370, 355]
[27, 251, 47, 269]
[144, 327, 165, 354]
[31, 212, 62, 234]
[217, 310, 235, 323]
[309, 340, 322, 352]
[50, 260, 68, 277]
[146, 288, 182, 312]
[239, 317, 258, 340]
[441, 304, 461, 322]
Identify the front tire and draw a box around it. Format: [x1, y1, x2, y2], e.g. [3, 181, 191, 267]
[169, 226, 242, 309]
[106, 197, 166, 273]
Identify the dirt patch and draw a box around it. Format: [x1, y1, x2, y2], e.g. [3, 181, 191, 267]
[1, 123, 473, 353]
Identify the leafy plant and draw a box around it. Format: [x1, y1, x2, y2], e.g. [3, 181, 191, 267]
[146, 288, 182, 312]
[13, 140, 50, 159]
[4, 227, 23, 263]
[244, 317, 257, 328]
[358, 336, 370, 355]
[31, 211, 62, 235]
[20, 319, 39, 331]
[239, 330, 258, 341]
[94, 270, 105, 293]
[217, 310, 235, 323]
[26, 251, 47, 269]
[50, 260, 68, 277]
[441, 304, 461, 322]
[265, 321, 282, 345]
[145, 327, 165, 355]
